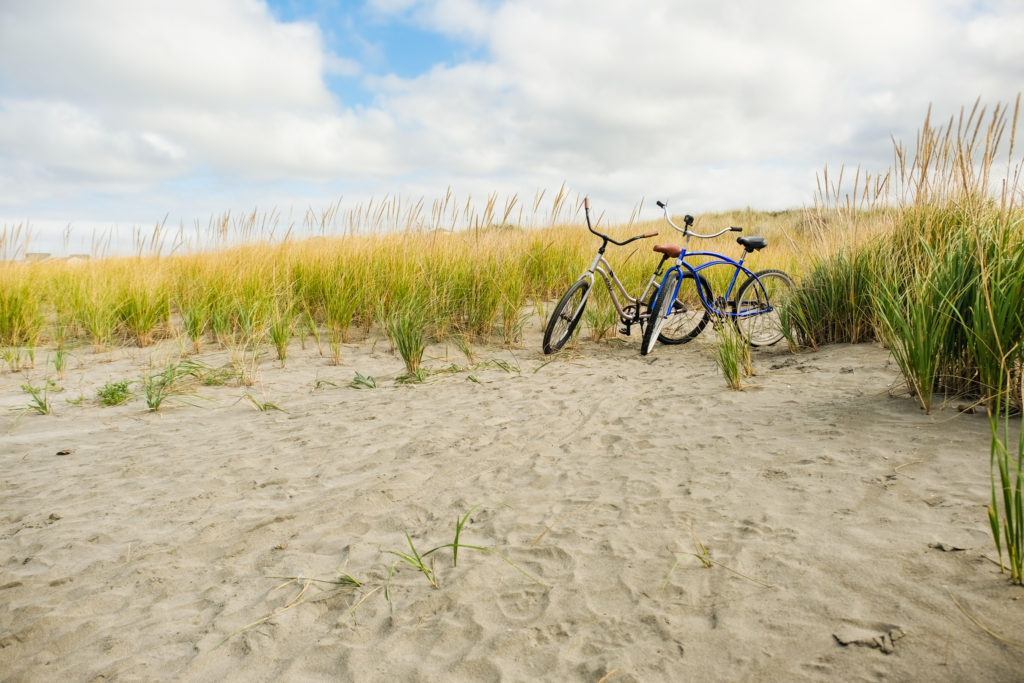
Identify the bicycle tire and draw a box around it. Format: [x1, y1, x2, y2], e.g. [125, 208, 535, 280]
[641, 269, 679, 356]
[542, 279, 591, 354]
[732, 269, 794, 346]
[655, 272, 713, 345]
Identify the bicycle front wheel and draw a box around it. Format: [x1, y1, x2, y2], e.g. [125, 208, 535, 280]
[656, 272, 713, 345]
[641, 269, 679, 356]
[542, 279, 590, 354]
[733, 269, 794, 346]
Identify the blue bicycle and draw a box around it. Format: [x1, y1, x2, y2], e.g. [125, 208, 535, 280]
[640, 200, 794, 356]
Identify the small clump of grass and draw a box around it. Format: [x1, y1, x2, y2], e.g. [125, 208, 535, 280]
[195, 363, 241, 387]
[269, 299, 296, 367]
[395, 368, 429, 385]
[97, 379, 132, 406]
[297, 304, 322, 355]
[2, 346, 25, 373]
[51, 347, 70, 380]
[212, 570, 369, 652]
[661, 526, 775, 590]
[327, 326, 344, 366]
[487, 357, 520, 374]
[226, 295, 271, 386]
[348, 371, 376, 389]
[21, 379, 56, 415]
[380, 300, 431, 375]
[244, 393, 282, 412]
[713, 319, 753, 390]
[386, 533, 440, 588]
[142, 359, 202, 411]
[176, 289, 211, 354]
[450, 332, 476, 365]
[385, 505, 546, 591]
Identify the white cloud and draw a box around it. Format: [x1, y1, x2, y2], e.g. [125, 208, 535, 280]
[0, 99, 187, 185]
[423, 0, 494, 42]
[367, 0, 495, 41]
[1, 0, 1023, 252]
[0, 1, 333, 111]
[376, 0, 1024, 207]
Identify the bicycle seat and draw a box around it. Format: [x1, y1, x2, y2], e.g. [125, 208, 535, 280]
[653, 244, 682, 258]
[737, 236, 767, 252]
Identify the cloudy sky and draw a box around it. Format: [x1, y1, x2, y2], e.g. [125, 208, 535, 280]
[1, 0, 1022, 252]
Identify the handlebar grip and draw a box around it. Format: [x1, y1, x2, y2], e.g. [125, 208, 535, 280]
[731, 226, 742, 232]
[656, 200, 666, 209]
[643, 232, 659, 238]
[584, 197, 590, 210]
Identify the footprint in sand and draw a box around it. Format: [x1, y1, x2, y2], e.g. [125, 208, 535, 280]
[493, 583, 550, 624]
[518, 545, 575, 583]
[624, 478, 661, 500]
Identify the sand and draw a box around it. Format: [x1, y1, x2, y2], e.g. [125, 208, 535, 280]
[1, 323, 1022, 681]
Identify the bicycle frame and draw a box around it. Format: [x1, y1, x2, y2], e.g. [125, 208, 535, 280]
[576, 250, 664, 325]
[670, 251, 763, 318]
[651, 204, 777, 320]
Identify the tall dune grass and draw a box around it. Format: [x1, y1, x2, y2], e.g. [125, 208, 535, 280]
[3, 191, 796, 366]
[787, 96, 1023, 412]
[787, 95, 1024, 584]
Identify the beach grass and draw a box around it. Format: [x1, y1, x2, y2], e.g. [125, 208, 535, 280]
[784, 96, 1024, 581]
[142, 358, 202, 411]
[0, 189, 802, 370]
[785, 96, 1023, 413]
[97, 379, 132, 406]
[713, 319, 752, 391]
[21, 379, 55, 415]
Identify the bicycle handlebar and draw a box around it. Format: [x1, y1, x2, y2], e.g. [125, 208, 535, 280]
[583, 197, 658, 246]
[656, 200, 742, 239]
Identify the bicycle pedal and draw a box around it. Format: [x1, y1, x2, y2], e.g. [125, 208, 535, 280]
[619, 327, 631, 336]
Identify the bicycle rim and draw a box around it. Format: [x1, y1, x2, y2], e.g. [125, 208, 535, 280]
[543, 280, 590, 353]
[641, 270, 679, 355]
[733, 270, 793, 346]
[657, 273, 712, 344]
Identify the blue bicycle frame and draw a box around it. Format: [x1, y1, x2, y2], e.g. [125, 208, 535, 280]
[661, 250, 766, 319]
[650, 207, 775, 321]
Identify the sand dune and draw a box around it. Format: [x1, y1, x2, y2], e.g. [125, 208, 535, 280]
[1, 327, 1021, 681]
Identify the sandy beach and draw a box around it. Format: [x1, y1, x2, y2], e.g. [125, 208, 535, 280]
[1, 323, 1022, 681]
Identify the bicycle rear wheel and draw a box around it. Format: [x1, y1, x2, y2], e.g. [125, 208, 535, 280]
[655, 272, 712, 344]
[641, 269, 679, 356]
[733, 269, 794, 346]
[542, 279, 590, 354]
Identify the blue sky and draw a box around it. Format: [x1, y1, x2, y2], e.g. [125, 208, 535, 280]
[1, 0, 1022, 254]
[267, 0, 488, 106]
